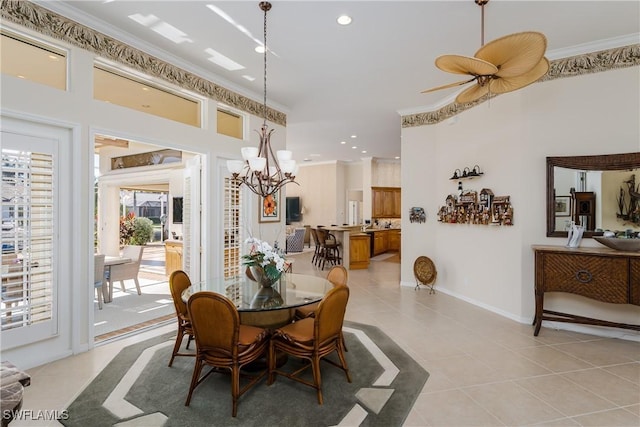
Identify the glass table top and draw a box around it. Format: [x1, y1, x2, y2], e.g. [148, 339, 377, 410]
[182, 273, 332, 312]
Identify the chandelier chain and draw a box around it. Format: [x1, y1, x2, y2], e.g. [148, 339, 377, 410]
[262, 1, 268, 126]
[226, 1, 298, 198]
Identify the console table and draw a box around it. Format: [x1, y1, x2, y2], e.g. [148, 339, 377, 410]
[532, 245, 640, 336]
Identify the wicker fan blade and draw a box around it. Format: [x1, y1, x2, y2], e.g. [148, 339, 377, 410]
[489, 57, 550, 94]
[455, 83, 490, 104]
[421, 77, 476, 94]
[475, 32, 547, 78]
[435, 55, 498, 76]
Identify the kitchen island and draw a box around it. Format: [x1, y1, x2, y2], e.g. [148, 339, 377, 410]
[320, 226, 400, 270]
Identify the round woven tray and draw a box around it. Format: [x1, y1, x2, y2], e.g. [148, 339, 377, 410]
[414, 256, 437, 286]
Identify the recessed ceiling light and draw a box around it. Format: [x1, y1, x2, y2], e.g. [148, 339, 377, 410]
[337, 15, 352, 26]
[351, 146, 357, 149]
[361, 150, 367, 154]
[395, 156, 400, 160]
[340, 141, 346, 145]
[350, 135, 357, 138]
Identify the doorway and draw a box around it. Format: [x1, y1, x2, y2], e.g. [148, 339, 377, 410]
[93, 135, 202, 342]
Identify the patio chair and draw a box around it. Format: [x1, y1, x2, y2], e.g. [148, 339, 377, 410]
[109, 245, 144, 295]
[94, 254, 106, 309]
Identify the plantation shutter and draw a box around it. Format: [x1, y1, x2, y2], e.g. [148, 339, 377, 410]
[223, 177, 242, 278]
[1, 146, 55, 333]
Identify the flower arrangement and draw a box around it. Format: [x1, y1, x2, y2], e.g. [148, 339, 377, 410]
[242, 237, 286, 283]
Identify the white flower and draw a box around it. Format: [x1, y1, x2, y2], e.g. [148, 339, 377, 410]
[243, 237, 286, 274]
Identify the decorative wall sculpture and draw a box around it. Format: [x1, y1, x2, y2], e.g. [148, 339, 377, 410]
[409, 207, 426, 223]
[437, 188, 513, 226]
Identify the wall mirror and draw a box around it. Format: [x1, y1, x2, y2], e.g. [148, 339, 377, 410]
[547, 152, 640, 238]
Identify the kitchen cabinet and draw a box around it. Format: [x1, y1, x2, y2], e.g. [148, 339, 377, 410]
[373, 231, 389, 256]
[164, 240, 183, 275]
[388, 229, 401, 251]
[349, 234, 371, 270]
[372, 187, 401, 218]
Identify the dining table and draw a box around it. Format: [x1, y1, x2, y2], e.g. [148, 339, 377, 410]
[182, 272, 333, 328]
[102, 255, 132, 303]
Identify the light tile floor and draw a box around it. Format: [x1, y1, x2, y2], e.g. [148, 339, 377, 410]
[12, 250, 640, 426]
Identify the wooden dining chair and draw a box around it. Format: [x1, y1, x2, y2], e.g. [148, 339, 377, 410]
[168, 270, 195, 367]
[268, 285, 351, 405]
[185, 291, 270, 417]
[294, 265, 348, 320]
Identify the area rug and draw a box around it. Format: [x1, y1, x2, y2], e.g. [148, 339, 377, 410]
[61, 321, 428, 427]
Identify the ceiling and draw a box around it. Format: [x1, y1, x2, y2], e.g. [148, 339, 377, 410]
[37, 1, 639, 164]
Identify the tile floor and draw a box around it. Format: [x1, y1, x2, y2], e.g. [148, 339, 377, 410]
[12, 250, 640, 426]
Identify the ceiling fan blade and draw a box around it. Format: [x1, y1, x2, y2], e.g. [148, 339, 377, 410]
[435, 55, 498, 76]
[489, 57, 550, 94]
[455, 84, 490, 104]
[421, 78, 476, 94]
[475, 32, 547, 78]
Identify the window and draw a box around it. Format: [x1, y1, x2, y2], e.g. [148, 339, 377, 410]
[217, 108, 244, 139]
[93, 65, 201, 127]
[0, 31, 67, 90]
[1, 148, 55, 332]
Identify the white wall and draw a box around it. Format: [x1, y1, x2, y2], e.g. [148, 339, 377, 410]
[0, 22, 287, 367]
[401, 66, 640, 338]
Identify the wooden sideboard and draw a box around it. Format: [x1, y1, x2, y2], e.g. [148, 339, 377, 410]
[532, 245, 640, 336]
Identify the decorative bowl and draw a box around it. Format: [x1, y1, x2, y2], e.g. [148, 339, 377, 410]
[593, 236, 640, 252]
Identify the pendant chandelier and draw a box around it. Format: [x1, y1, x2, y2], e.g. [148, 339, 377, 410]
[227, 1, 297, 197]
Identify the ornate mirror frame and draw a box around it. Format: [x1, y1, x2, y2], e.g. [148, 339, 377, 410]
[546, 152, 640, 238]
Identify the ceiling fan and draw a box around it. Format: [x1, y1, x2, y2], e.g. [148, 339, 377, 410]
[422, 0, 549, 104]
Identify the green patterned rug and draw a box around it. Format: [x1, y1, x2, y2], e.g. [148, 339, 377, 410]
[61, 321, 428, 426]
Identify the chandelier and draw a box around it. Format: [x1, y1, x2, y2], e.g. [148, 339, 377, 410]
[227, 1, 297, 197]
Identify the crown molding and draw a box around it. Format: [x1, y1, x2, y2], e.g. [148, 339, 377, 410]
[0, 0, 287, 127]
[401, 42, 640, 128]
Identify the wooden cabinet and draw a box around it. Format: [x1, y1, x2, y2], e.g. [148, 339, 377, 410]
[372, 231, 389, 256]
[532, 245, 640, 336]
[388, 229, 401, 251]
[165, 240, 183, 276]
[372, 187, 401, 218]
[349, 234, 370, 270]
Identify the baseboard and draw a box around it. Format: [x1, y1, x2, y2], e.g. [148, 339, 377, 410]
[401, 279, 640, 341]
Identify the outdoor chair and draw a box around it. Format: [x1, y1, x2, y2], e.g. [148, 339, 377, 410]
[109, 245, 144, 295]
[94, 254, 106, 310]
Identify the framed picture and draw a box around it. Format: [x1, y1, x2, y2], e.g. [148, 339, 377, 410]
[555, 196, 571, 217]
[259, 190, 281, 222]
